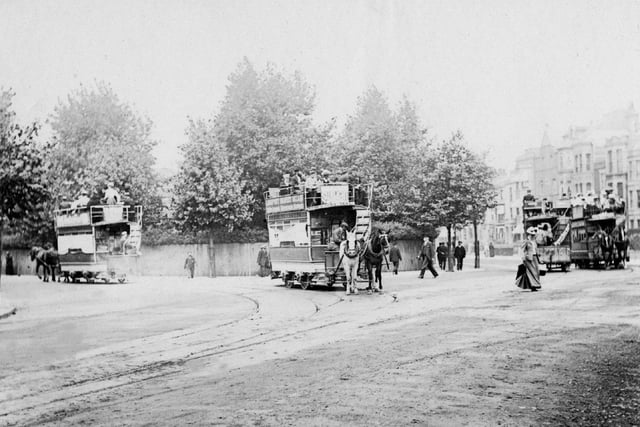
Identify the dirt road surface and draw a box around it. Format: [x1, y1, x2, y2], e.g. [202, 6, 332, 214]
[1, 257, 640, 426]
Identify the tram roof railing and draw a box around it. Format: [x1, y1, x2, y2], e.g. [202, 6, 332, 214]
[55, 204, 142, 228]
[264, 182, 371, 214]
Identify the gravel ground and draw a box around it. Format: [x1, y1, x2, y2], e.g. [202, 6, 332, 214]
[1, 258, 639, 426]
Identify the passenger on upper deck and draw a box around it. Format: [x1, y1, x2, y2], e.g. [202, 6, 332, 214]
[102, 182, 121, 205]
[523, 189, 535, 203]
[321, 169, 332, 184]
[291, 168, 305, 193]
[305, 168, 320, 206]
[71, 190, 91, 212]
[279, 173, 291, 195]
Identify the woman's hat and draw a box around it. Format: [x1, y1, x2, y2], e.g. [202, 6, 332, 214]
[526, 226, 538, 236]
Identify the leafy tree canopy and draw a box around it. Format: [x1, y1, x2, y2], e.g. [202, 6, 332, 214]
[173, 119, 254, 234]
[49, 82, 161, 227]
[212, 58, 333, 222]
[1, 90, 53, 283]
[337, 87, 429, 222]
[404, 131, 496, 231]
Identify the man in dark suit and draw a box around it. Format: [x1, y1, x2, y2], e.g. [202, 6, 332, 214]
[454, 241, 466, 271]
[418, 236, 438, 279]
[388, 241, 402, 275]
[436, 242, 448, 270]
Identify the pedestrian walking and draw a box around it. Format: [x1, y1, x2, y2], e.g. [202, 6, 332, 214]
[184, 253, 196, 279]
[417, 236, 438, 279]
[454, 241, 466, 271]
[388, 241, 402, 275]
[436, 242, 448, 270]
[5, 252, 15, 275]
[257, 245, 271, 277]
[515, 227, 541, 292]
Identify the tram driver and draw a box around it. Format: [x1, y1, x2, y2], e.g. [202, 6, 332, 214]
[327, 221, 349, 251]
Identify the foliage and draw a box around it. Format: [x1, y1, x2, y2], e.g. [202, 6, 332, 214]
[372, 220, 435, 241]
[173, 119, 254, 234]
[337, 88, 428, 222]
[401, 132, 496, 231]
[0, 90, 53, 236]
[212, 59, 333, 223]
[49, 82, 161, 228]
[0, 90, 54, 284]
[143, 226, 269, 246]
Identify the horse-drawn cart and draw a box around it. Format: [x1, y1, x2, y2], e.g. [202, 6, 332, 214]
[54, 204, 142, 283]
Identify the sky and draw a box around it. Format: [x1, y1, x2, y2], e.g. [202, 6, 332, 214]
[1, 0, 640, 172]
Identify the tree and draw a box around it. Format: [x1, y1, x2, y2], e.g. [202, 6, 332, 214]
[403, 132, 496, 269]
[49, 82, 161, 228]
[212, 59, 332, 224]
[338, 88, 426, 222]
[0, 90, 52, 288]
[173, 118, 254, 252]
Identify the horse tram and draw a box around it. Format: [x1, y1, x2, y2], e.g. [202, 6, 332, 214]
[523, 197, 572, 272]
[265, 180, 383, 291]
[569, 196, 629, 269]
[54, 204, 142, 283]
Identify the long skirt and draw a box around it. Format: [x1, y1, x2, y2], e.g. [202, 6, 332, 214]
[515, 258, 541, 290]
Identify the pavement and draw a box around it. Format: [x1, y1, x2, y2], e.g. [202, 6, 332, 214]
[0, 298, 17, 320]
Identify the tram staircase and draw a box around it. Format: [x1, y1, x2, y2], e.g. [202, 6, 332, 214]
[355, 209, 373, 283]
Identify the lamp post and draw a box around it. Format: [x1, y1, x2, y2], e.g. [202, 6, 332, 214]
[473, 217, 480, 269]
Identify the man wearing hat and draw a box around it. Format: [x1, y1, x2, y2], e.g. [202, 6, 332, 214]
[418, 236, 438, 279]
[71, 189, 91, 212]
[257, 245, 271, 277]
[328, 222, 349, 251]
[184, 252, 196, 279]
[103, 182, 121, 205]
[515, 226, 541, 292]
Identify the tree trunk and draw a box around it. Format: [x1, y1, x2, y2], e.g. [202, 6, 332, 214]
[474, 219, 480, 269]
[208, 232, 216, 278]
[447, 224, 454, 272]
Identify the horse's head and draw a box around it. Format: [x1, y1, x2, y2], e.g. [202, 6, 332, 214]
[343, 231, 360, 257]
[30, 246, 40, 261]
[378, 229, 391, 250]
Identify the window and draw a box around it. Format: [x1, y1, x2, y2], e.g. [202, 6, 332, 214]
[510, 208, 513, 218]
[576, 184, 579, 193]
[509, 187, 513, 202]
[630, 219, 635, 229]
[586, 182, 591, 192]
[579, 154, 583, 172]
[586, 153, 591, 171]
[637, 190, 640, 208]
[608, 150, 613, 173]
[617, 182, 624, 199]
[616, 149, 622, 173]
[516, 207, 520, 216]
[575, 155, 580, 172]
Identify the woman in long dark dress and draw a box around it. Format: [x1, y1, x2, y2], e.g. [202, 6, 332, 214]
[515, 227, 541, 292]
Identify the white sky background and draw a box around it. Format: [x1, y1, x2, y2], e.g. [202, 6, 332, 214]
[1, 0, 640, 172]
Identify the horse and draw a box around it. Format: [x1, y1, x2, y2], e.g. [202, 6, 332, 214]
[339, 230, 362, 295]
[360, 228, 390, 293]
[30, 246, 60, 282]
[596, 231, 614, 268]
[612, 225, 630, 268]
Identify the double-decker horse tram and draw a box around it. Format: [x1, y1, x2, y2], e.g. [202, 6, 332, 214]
[523, 197, 572, 272]
[570, 200, 628, 269]
[54, 204, 142, 283]
[264, 181, 372, 290]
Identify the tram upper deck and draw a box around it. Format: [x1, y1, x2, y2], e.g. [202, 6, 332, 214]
[264, 182, 371, 215]
[54, 205, 143, 229]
